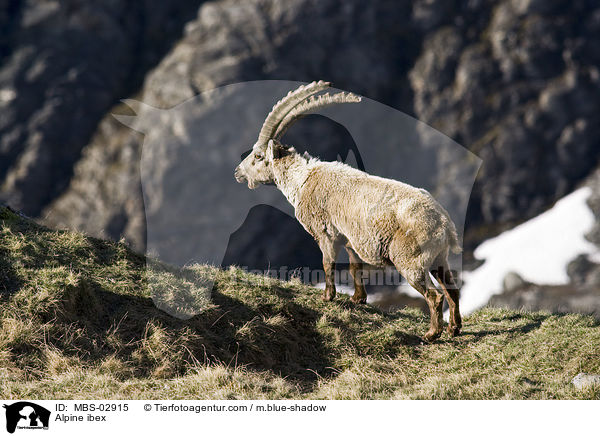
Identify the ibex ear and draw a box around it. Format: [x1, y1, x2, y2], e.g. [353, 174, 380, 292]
[267, 139, 284, 160]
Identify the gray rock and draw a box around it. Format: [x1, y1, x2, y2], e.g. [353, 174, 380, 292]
[0, 0, 202, 215]
[503, 271, 528, 292]
[409, 0, 600, 248]
[44, 0, 423, 256]
[489, 283, 600, 320]
[0, 0, 596, 285]
[567, 254, 599, 286]
[585, 169, 600, 248]
[572, 373, 600, 389]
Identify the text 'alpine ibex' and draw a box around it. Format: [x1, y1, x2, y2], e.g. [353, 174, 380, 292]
[234, 81, 462, 341]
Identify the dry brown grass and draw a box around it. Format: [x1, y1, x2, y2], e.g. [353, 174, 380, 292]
[1, 205, 599, 399]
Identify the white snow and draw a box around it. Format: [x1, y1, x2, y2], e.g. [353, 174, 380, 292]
[460, 186, 599, 314]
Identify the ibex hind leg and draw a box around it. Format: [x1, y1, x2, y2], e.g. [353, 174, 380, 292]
[345, 245, 367, 304]
[389, 233, 444, 341]
[400, 265, 444, 342]
[432, 252, 462, 337]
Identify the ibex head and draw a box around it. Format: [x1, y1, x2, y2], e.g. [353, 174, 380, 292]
[234, 81, 361, 189]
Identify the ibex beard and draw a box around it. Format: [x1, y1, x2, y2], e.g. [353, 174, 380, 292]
[234, 81, 462, 342]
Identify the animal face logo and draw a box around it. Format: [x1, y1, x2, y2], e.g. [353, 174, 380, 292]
[3, 402, 50, 433]
[115, 80, 481, 318]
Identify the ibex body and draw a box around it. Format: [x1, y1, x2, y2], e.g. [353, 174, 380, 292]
[235, 81, 462, 341]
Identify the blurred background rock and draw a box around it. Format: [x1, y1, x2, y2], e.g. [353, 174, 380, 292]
[1, 0, 599, 315]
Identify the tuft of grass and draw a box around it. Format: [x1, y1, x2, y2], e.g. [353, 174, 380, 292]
[0, 205, 599, 399]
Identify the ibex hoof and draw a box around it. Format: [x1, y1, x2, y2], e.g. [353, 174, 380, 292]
[351, 296, 367, 304]
[423, 330, 442, 342]
[321, 291, 336, 302]
[447, 325, 461, 337]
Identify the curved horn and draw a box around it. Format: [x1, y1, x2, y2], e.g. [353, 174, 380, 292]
[256, 80, 331, 149]
[273, 91, 362, 139]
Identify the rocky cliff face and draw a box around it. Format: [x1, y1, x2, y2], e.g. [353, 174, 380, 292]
[489, 281, 600, 320]
[42, 0, 428, 257]
[0, 0, 201, 215]
[410, 0, 600, 246]
[2, 0, 600, 273]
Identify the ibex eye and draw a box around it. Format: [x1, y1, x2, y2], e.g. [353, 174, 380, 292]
[255, 153, 264, 160]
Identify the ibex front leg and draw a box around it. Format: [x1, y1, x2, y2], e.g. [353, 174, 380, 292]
[319, 238, 342, 302]
[346, 245, 367, 304]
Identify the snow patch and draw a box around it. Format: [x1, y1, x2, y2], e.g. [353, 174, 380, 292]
[460, 187, 598, 314]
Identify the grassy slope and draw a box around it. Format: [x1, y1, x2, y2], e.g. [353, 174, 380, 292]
[0, 206, 599, 399]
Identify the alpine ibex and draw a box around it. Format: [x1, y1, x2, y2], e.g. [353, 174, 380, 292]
[234, 81, 462, 341]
